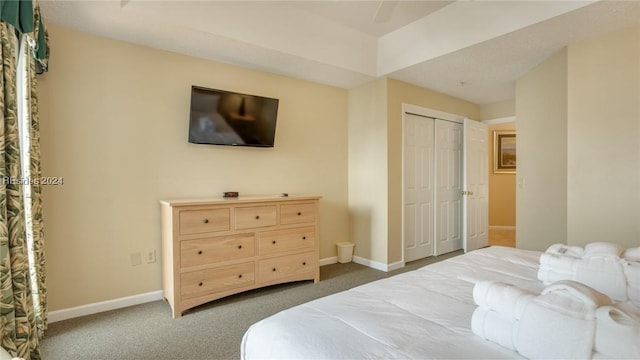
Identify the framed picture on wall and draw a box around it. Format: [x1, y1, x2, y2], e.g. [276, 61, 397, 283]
[493, 130, 516, 173]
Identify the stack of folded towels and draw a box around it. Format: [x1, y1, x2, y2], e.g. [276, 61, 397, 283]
[471, 280, 640, 359]
[538, 242, 640, 304]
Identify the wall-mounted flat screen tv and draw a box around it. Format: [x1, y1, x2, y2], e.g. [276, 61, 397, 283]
[188, 86, 279, 147]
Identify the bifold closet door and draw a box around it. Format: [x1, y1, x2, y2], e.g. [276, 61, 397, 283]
[403, 113, 435, 262]
[435, 120, 463, 255]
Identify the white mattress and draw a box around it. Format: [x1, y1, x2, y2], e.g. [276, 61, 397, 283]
[241, 246, 545, 359]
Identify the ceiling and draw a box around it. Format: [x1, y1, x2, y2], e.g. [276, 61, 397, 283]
[39, 0, 640, 105]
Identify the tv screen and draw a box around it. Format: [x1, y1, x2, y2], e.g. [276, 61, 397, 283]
[188, 86, 279, 147]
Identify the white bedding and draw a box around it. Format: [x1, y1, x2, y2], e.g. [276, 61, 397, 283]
[241, 246, 545, 359]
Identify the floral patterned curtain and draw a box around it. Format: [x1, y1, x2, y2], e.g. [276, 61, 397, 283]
[24, 3, 47, 341]
[0, 1, 49, 359]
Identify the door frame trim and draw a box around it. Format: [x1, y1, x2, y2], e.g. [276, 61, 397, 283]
[402, 103, 466, 124]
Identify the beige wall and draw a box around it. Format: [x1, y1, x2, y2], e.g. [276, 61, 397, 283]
[488, 122, 516, 227]
[516, 25, 640, 251]
[566, 26, 640, 248]
[347, 78, 389, 263]
[515, 49, 568, 251]
[480, 100, 515, 121]
[39, 25, 350, 311]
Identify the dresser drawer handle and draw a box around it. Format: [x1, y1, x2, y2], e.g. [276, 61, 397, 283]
[255, 215, 260, 220]
[198, 282, 203, 287]
[297, 212, 302, 216]
[238, 274, 243, 279]
[198, 250, 203, 255]
[237, 245, 242, 249]
[272, 240, 276, 245]
[203, 219, 209, 224]
[302, 236, 306, 240]
[272, 268, 277, 272]
[302, 262, 306, 266]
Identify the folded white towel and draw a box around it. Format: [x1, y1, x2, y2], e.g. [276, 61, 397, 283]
[623, 261, 640, 304]
[623, 247, 640, 262]
[537, 267, 573, 285]
[574, 257, 628, 302]
[539, 253, 578, 271]
[583, 242, 623, 258]
[516, 285, 598, 359]
[473, 282, 535, 320]
[594, 305, 640, 359]
[538, 253, 577, 284]
[615, 302, 640, 321]
[471, 307, 518, 351]
[545, 243, 584, 258]
[623, 261, 640, 286]
[542, 280, 612, 308]
[471, 281, 618, 359]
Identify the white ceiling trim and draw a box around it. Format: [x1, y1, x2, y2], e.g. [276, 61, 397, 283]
[482, 116, 516, 125]
[123, 1, 380, 76]
[377, 0, 595, 75]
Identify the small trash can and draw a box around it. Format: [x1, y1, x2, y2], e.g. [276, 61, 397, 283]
[336, 242, 355, 263]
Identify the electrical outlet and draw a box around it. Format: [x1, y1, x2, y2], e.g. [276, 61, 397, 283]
[130, 252, 142, 266]
[147, 250, 156, 264]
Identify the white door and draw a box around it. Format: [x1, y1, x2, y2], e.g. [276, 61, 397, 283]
[435, 120, 463, 255]
[403, 113, 435, 261]
[463, 119, 489, 252]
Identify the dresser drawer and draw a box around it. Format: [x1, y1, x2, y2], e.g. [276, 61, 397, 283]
[180, 234, 255, 268]
[281, 202, 317, 225]
[235, 205, 277, 230]
[258, 251, 315, 283]
[181, 262, 255, 300]
[258, 226, 315, 256]
[179, 208, 230, 235]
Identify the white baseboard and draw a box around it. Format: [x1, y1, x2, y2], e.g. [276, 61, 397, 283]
[386, 260, 405, 272]
[489, 226, 516, 231]
[319, 256, 338, 266]
[353, 256, 403, 272]
[48, 290, 163, 323]
[322, 255, 403, 272]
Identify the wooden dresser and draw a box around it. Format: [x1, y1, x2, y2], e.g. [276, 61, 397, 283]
[160, 195, 321, 318]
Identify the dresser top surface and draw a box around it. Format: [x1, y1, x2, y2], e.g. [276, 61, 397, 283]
[160, 194, 322, 207]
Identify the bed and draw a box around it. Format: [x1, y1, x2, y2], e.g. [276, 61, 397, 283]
[241, 246, 547, 359]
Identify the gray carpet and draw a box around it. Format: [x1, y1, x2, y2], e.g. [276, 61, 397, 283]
[41, 251, 461, 360]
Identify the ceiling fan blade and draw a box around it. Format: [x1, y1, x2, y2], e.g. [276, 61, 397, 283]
[372, 0, 399, 23]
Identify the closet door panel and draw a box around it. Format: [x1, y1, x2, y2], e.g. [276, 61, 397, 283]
[403, 113, 435, 261]
[435, 120, 463, 255]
